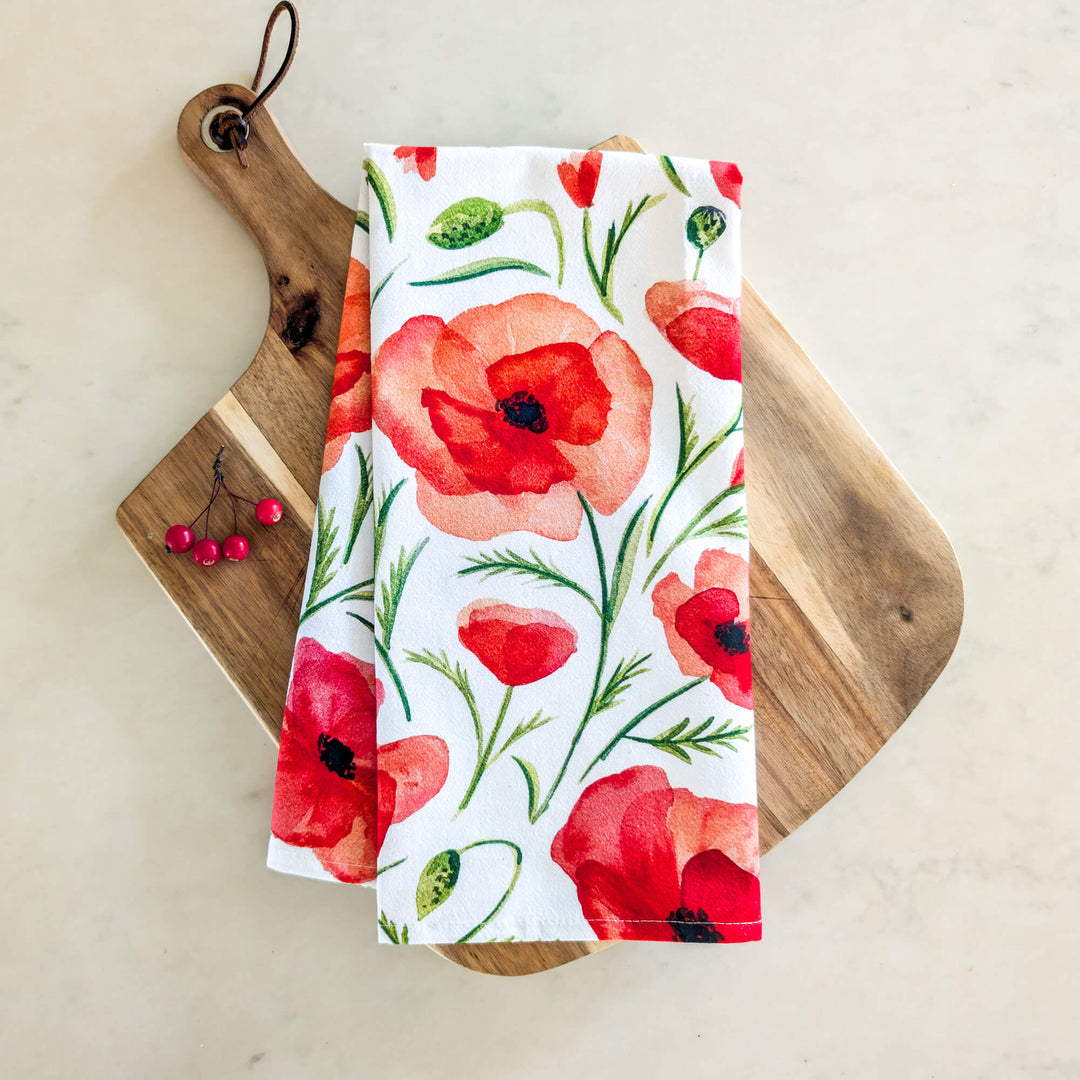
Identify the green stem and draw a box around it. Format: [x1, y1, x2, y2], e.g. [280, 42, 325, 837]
[504, 199, 565, 286]
[647, 404, 742, 554]
[298, 579, 375, 624]
[692, 248, 703, 281]
[455, 840, 523, 943]
[457, 684, 513, 815]
[579, 676, 708, 780]
[374, 636, 412, 722]
[583, 496, 610, 615]
[376, 857, 407, 877]
[642, 485, 743, 592]
[531, 496, 611, 822]
[582, 208, 603, 294]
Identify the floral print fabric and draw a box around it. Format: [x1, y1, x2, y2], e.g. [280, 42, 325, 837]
[269, 144, 759, 945]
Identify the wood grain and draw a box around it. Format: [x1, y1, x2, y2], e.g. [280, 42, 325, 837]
[116, 84, 963, 977]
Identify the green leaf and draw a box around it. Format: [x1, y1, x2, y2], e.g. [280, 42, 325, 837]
[655, 742, 693, 764]
[298, 500, 340, 623]
[658, 155, 691, 196]
[344, 447, 373, 565]
[648, 393, 741, 557]
[693, 505, 748, 540]
[459, 548, 602, 618]
[347, 611, 375, 634]
[654, 718, 690, 741]
[371, 259, 406, 307]
[416, 849, 461, 919]
[373, 477, 407, 574]
[410, 257, 550, 287]
[426, 197, 504, 249]
[513, 756, 541, 821]
[405, 648, 482, 743]
[676, 385, 700, 474]
[495, 711, 554, 761]
[580, 676, 710, 781]
[355, 210, 370, 232]
[378, 910, 401, 943]
[626, 715, 752, 763]
[377, 538, 430, 645]
[609, 498, 649, 621]
[594, 653, 651, 716]
[364, 158, 397, 240]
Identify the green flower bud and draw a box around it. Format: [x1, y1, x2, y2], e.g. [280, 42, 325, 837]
[416, 849, 461, 919]
[427, 198, 504, 250]
[686, 204, 727, 255]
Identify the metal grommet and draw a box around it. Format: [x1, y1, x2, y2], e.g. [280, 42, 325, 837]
[201, 105, 246, 154]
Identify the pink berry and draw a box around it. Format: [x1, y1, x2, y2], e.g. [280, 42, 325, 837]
[256, 498, 283, 525]
[165, 525, 195, 554]
[223, 534, 249, 561]
[191, 538, 221, 566]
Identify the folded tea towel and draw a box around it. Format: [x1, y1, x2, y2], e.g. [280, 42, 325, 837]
[271, 142, 761, 945]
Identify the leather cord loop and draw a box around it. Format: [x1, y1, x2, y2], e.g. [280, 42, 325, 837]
[209, 2, 300, 169]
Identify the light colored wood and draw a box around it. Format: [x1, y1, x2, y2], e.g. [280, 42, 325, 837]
[116, 84, 963, 977]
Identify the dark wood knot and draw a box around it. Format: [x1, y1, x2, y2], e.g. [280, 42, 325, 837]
[281, 292, 320, 352]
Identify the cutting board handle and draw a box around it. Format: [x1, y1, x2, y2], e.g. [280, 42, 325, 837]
[177, 83, 354, 355]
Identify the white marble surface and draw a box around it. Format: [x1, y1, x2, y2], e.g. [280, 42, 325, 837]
[1, 1, 1076, 1075]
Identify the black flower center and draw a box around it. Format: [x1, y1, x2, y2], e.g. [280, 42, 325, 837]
[496, 390, 548, 433]
[713, 619, 749, 655]
[667, 907, 725, 943]
[318, 733, 356, 779]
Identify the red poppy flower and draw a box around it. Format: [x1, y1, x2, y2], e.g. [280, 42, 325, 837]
[557, 151, 602, 209]
[372, 293, 652, 541]
[552, 765, 761, 942]
[645, 279, 741, 382]
[393, 145, 437, 181]
[271, 638, 448, 883]
[457, 599, 577, 685]
[323, 257, 372, 473]
[709, 160, 743, 207]
[652, 548, 752, 709]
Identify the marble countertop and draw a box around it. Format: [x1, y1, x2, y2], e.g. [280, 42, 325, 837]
[1, 1, 1076, 1076]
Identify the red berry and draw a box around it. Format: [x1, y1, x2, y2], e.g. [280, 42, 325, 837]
[165, 525, 195, 554]
[191, 538, 221, 566]
[223, 534, 249, 561]
[256, 498, 283, 525]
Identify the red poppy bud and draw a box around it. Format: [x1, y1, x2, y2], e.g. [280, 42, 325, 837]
[457, 600, 577, 685]
[645, 280, 741, 383]
[709, 161, 742, 207]
[394, 145, 437, 181]
[557, 151, 602, 209]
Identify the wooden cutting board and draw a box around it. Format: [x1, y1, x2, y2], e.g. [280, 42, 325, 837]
[117, 83, 963, 977]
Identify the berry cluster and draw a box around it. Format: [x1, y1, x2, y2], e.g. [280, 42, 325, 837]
[164, 445, 283, 567]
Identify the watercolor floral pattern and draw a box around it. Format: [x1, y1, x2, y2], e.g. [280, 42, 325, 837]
[653, 549, 753, 709]
[271, 638, 448, 883]
[552, 765, 761, 941]
[371, 293, 653, 541]
[272, 145, 757, 944]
